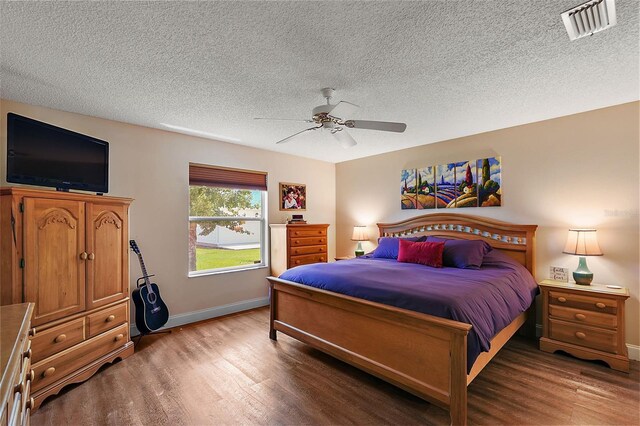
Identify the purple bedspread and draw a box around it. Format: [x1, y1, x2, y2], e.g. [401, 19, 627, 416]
[279, 250, 538, 372]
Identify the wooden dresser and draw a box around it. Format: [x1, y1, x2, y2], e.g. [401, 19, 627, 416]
[539, 279, 630, 372]
[269, 224, 329, 276]
[0, 187, 134, 409]
[1, 303, 34, 426]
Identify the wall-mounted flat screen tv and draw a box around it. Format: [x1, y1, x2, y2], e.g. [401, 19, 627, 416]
[6, 113, 109, 193]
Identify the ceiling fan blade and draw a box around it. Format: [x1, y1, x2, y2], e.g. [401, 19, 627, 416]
[275, 126, 320, 144]
[255, 117, 314, 123]
[327, 101, 360, 120]
[345, 120, 407, 133]
[332, 129, 357, 148]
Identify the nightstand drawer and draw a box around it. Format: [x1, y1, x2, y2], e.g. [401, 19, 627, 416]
[549, 291, 617, 314]
[548, 305, 617, 329]
[548, 319, 618, 353]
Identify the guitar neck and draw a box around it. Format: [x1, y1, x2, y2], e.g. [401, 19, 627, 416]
[137, 253, 154, 290]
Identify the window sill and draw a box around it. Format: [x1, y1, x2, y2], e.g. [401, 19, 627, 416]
[188, 264, 269, 278]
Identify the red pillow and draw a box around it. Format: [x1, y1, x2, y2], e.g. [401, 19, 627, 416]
[397, 239, 444, 268]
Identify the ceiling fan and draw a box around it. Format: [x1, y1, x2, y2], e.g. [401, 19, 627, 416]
[255, 88, 407, 148]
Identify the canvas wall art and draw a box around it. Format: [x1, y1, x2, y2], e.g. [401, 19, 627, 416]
[435, 163, 456, 208]
[401, 156, 502, 209]
[477, 156, 501, 207]
[401, 169, 417, 209]
[454, 161, 478, 208]
[417, 166, 436, 209]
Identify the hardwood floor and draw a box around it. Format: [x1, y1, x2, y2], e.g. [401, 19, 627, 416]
[32, 307, 639, 425]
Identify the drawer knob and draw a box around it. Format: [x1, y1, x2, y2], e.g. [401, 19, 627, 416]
[14, 382, 24, 394]
[114, 333, 124, 342]
[79, 252, 88, 260]
[295, 240, 300, 244]
[88, 252, 95, 260]
[106, 315, 116, 322]
[54, 334, 67, 343]
[43, 367, 56, 377]
[28, 328, 36, 337]
[557, 297, 567, 303]
[320, 257, 325, 261]
[29, 369, 34, 382]
[295, 260, 301, 264]
[575, 331, 586, 339]
[595, 302, 606, 309]
[294, 232, 299, 235]
[23, 348, 32, 359]
[26, 398, 35, 410]
[574, 313, 586, 321]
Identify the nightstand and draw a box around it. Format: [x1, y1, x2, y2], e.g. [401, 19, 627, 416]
[334, 256, 354, 261]
[538, 279, 630, 372]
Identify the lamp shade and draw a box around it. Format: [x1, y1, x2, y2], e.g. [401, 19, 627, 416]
[351, 226, 369, 241]
[563, 229, 603, 256]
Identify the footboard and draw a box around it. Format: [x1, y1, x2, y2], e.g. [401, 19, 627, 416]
[268, 277, 472, 425]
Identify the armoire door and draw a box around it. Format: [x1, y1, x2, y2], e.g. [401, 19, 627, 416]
[23, 198, 86, 326]
[86, 203, 128, 309]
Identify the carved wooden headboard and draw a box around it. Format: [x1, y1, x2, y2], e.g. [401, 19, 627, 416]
[377, 213, 537, 276]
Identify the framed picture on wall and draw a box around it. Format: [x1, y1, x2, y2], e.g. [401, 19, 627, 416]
[280, 182, 306, 211]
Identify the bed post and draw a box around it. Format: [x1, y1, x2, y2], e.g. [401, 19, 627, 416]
[269, 281, 277, 340]
[450, 332, 468, 426]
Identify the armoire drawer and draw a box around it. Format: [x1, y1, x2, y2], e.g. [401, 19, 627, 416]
[31, 318, 85, 363]
[290, 245, 326, 256]
[289, 253, 328, 267]
[290, 237, 327, 247]
[87, 302, 127, 338]
[32, 323, 129, 392]
[288, 228, 327, 238]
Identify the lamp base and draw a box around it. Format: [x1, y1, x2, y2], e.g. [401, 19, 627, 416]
[573, 256, 593, 285]
[354, 241, 364, 257]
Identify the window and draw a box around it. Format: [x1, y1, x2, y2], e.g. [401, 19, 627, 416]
[188, 164, 267, 276]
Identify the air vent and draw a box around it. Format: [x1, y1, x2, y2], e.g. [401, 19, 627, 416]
[561, 0, 617, 41]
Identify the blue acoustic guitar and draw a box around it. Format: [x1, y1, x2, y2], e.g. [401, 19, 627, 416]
[130, 240, 169, 334]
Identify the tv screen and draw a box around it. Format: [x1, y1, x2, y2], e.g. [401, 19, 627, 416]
[7, 113, 109, 193]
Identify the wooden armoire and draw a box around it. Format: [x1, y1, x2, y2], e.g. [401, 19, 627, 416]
[0, 187, 134, 409]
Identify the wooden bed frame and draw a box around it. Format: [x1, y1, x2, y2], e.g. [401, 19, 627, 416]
[267, 213, 537, 425]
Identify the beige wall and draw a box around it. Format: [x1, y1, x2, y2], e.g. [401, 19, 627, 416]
[336, 102, 640, 349]
[0, 99, 336, 318]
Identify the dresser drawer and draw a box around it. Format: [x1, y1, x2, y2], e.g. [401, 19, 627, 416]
[548, 319, 618, 354]
[32, 323, 129, 392]
[289, 253, 327, 267]
[549, 291, 617, 314]
[31, 318, 85, 363]
[288, 228, 327, 238]
[87, 302, 127, 338]
[290, 245, 326, 256]
[290, 236, 327, 247]
[548, 305, 617, 329]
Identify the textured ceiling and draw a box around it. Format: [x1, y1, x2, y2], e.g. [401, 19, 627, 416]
[1, 1, 638, 163]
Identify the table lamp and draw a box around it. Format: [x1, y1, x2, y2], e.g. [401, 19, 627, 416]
[351, 226, 368, 257]
[562, 229, 603, 285]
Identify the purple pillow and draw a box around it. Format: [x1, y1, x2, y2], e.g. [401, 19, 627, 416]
[426, 236, 492, 269]
[371, 236, 426, 259]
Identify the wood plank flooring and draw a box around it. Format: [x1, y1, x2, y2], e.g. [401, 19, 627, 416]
[32, 307, 639, 425]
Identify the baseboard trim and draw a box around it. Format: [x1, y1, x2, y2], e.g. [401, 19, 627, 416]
[130, 296, 269, 336]
[627, 344, 640, 361]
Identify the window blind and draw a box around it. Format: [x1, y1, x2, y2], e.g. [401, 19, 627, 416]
[189, 164, 267, 191]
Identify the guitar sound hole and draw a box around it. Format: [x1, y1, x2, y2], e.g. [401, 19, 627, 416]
[147, 292, 157, 304]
